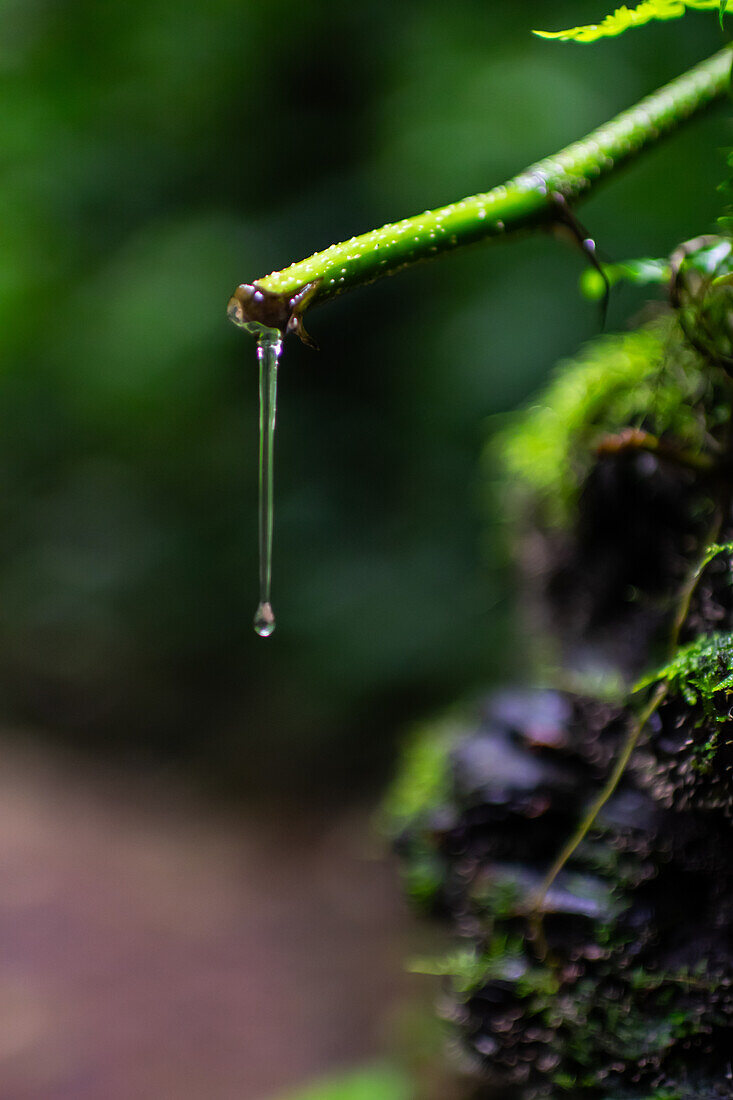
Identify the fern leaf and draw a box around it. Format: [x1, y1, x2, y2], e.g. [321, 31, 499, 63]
[535, 1, 722, 43]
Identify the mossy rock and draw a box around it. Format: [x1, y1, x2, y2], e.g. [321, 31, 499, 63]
[483, 314, 730, 679]
[391, 305, 733, 1098]
[388, 691, 733, 1099]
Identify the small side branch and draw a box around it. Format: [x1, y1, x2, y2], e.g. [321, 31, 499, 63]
[527, 679, 668, 961]
[229, 48, 731, 335]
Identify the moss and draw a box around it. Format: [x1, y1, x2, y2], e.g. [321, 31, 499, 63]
[408, 935, 533, 996]
[639, 630, 733, 717]
[457, 922, 717, 1093]
[380, 717, 459, 833]
[635, 629, 733, 810]
[274, 1063, 411, 1100]
[401, 845, 447, 910]
[470, 870, 524, 922]
[380, 717, 467, 911]
[556, 976, 702, 1067]
[490, 314, 727, 528]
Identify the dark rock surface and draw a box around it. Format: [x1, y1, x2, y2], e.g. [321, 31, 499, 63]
[392, 689, 733, 1099]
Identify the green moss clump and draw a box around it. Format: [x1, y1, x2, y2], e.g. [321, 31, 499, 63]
[635, 630, 733, 809]
[491, 314, 726, 528]
[640, 630, 733, 715]
[408, 935, 534, 996]
[380, 718, 458, 832]
[380, 718, 463, 911]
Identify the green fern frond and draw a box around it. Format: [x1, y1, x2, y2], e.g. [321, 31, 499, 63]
[535, 1, 726, 43]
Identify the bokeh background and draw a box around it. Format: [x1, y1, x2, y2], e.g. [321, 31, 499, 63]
[0, 1, 729, 1097]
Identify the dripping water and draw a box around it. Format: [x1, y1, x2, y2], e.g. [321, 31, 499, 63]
[252, 326, 282, 637]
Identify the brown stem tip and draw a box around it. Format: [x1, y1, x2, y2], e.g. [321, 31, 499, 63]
[227, 280, 321, 348]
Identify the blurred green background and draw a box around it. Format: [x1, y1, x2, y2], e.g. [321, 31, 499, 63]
[0, 0, 728, 796]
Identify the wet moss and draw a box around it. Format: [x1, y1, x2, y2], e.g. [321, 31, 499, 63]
[640, 630, 733, 714]
[492, 315, 727, 530]
[635, 630, 733, 813]
[482, 315, 732, 680]
[382, 718, 460, 832]
[382, 718, 467, 911]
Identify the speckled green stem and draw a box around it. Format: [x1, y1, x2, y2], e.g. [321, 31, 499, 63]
[244, 48, 730, 314]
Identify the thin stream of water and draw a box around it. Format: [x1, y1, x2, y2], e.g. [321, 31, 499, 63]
[253, 329, 282, 637]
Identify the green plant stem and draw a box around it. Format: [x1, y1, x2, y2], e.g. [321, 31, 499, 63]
[528, 680, 667, 961]
[241, 48, 730, 315]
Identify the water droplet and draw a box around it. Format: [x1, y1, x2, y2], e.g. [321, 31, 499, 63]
[254, 601, 276, 637]
[254, 326, 282, 637]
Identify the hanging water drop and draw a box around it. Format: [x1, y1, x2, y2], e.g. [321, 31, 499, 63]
[254, 599, 276, 638]
[228, 280, 321, 636]
[253, 326, 282, 637]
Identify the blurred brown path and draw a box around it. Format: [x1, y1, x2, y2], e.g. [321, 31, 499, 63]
[0, 740, 416, 1100]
